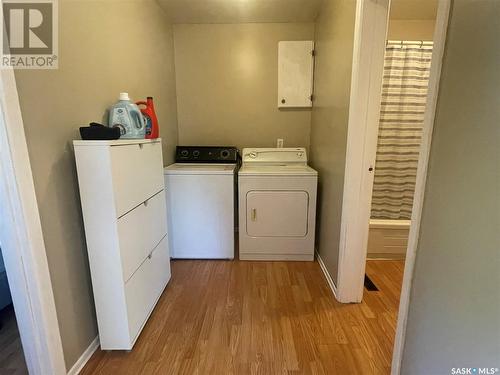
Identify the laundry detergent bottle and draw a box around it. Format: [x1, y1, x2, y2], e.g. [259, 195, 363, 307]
[108, 93, 146, 139]
[136, 97, 159, 139]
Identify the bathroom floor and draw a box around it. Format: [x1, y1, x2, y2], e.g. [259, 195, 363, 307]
[81, 259, 404, 375]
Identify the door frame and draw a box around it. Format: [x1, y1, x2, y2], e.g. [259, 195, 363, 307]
[0, 67, 67, 373]
[336, 0, 392, 303]
[335, 0, 451, 372]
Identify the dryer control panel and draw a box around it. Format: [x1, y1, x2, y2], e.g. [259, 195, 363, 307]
[175, 146, 239, 163]
[241, 148, 308, 165]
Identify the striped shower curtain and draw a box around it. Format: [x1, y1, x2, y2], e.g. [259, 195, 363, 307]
[371, 41, 433, 220]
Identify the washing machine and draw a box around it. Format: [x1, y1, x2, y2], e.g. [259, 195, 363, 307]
[238, 148, 318, 261]
[164, 146, 238, 259]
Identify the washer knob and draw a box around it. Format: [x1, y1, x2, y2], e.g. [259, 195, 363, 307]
[193, 150, 200, 157]
[220, 150, 230, 159]
[249, 152, 257, 158]
[180, 149, 189, 157]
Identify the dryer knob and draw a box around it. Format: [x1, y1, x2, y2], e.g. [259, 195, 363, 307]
[249, 152, 257, 158]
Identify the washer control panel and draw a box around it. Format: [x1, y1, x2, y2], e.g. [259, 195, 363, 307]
[175, 146, 239, 163]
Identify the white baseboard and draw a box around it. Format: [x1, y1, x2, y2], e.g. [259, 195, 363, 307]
[316, 251, 338, 300]
[67, 336, 99, 375]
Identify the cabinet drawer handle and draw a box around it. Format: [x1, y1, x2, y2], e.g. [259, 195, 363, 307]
[251, 208, 257, 221]
[139, 144, 143, 149]
[148, 253, 152, 260]
[144, 199, 148, 207]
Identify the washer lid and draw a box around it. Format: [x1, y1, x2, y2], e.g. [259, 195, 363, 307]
[164, 163, 236, 175]
[238, 164, 317, 176]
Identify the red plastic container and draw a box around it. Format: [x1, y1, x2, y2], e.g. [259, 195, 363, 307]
[136, 97, 159, 139]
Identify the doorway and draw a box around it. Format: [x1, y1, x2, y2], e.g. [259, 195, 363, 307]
[334, 0, 451, 373]
[365, 29, 436, 299]
[364, 15, 437, 362]
[367, 38, 434, 259]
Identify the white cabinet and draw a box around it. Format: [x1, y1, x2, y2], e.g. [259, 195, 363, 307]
[74, 139, 171, 350]
[277, 41, 315, 108]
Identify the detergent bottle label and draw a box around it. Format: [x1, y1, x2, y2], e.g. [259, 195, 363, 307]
[112, 108, 129, 135]
[144, 115, 152, 136]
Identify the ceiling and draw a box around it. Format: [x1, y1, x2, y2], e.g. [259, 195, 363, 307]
[157, 0, 438, 24]
[157, 0, 324, 24]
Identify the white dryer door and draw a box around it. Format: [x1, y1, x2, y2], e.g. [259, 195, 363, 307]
[246, 191, 309, 237]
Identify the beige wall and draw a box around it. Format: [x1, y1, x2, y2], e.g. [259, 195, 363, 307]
[14, 0, 178, 369]
[401, 1, 500, 373]
[173, 23, 314, 150]
[309, 0, 357, 283]
[388, 19, 436, 41]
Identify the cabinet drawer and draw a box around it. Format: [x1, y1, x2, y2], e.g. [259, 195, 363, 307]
[117, 190, 167, 282]
[124, 236, 171, 343]
[110, 141, 164, 217]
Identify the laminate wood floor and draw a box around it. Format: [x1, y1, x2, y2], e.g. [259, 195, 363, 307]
[0, 305, 28, 375]
[82, 259, 404, 375]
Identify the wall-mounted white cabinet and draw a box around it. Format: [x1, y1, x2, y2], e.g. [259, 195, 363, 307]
[277, 40, 315, 108]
